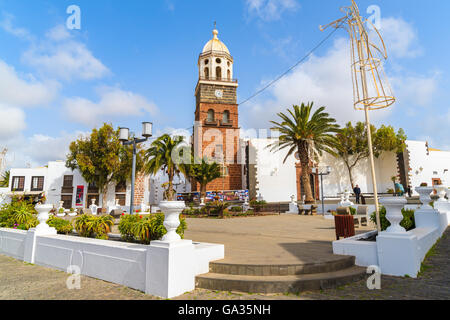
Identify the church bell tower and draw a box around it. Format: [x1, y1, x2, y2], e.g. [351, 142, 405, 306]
[193, 27, 242, 192]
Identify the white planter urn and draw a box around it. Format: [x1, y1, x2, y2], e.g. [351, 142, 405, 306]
[90, 199, 98, 216]
[379, 197, 407, 233]
[446, 188, 450, 203]
[35, 204, 57, 235]
[68, 209, 77, 217]
[200, 197, 205, 207]
[435, 185, 447, 202]
[415, 186, 434, 210]
[339, 191, 354, 207]
[159, 201, 186, 242]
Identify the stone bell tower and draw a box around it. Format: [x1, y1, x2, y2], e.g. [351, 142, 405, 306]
[192, 27, 242, 192]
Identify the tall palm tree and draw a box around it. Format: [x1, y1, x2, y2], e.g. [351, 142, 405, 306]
[144, 134, 185, 201]
[180, 156, 222, 200]
[269, 103, 339, 204]
[0, 170, 9, 187]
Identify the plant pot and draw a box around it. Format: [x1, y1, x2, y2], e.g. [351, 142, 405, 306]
[159, 201, 186, 242]
[379, 197, 407, 233]
[435, 185, 447, 202]
[415, 186, 434, 210]
[35, 204, 57, 235]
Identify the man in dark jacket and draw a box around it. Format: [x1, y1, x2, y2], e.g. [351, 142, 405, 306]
[353, 185, 361, 204]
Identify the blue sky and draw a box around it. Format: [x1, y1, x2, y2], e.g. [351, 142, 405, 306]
[0, 0, 449, 168]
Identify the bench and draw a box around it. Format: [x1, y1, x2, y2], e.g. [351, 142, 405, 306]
[298, 205, 318, 215]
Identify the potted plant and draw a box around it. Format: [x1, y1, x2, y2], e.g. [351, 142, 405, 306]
[415, 183, 434, 210]
[68, 208, 77, 217]
[144, 134, 186, 242]
[57, 207, 66, 217]
[34, 192, 57, 235]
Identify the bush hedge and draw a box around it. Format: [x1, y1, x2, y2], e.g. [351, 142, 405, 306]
[118, 213, 187, 244]
[370, 206, 416, 231]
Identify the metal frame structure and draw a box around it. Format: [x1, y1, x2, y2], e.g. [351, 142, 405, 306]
[320, 0, 396, 233]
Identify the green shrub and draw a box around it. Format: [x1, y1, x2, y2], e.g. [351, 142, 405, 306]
[370, 206, 416, 231]
[0, 197, 38, 230]
[48, 216, 74, 235]
[74, 214, 114, 239]
[349, 207, 357, 216]
[118, 213, 187, 244]
[230, 206, 243, 213]
[118, 214, 141, 241]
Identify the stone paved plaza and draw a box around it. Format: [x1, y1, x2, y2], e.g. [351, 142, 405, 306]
[0, 216, 448, 300]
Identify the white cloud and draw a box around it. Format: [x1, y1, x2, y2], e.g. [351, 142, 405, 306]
[0, 13, 34, 41]
[375, 17, 422, 59]
[23, 39, 110, 81]
[241, 17, 436, 130]
[45, 25, 71, 42]
[0, 59, 59, 107]
[62, 86, 158, 126]
[246, 0, 299, 21]
[390, 73, 439, 108]
[241, 37, 376, 129]
[0, 104, 26, 139]
[3, 131, 88, 169]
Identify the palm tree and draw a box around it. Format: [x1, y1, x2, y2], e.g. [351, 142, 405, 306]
[0, 170, 10, 187]
[180, 156, 222, 200]
[144, 134, 185, 201]
[269, 102, 339, 204]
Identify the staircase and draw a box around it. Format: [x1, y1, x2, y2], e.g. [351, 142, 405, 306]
[196, 255, 366, 294]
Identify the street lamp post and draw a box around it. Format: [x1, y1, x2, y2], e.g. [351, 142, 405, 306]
[119, 122, 153, 215]
[315, 166, 332, 215]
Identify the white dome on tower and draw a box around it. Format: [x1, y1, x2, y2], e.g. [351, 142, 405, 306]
[202, 29, 230, 54]
[198, 27, 235, 82]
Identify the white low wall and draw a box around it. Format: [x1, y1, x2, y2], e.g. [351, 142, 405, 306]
[0, 229, 27, 260]
[333, 207, 449, 278]
[0, 228, 224, 298]
[333, 231, 378, 267]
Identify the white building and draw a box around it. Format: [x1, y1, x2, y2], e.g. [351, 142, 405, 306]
[5, 160, 150, 211]
[242, 139, 450, 203]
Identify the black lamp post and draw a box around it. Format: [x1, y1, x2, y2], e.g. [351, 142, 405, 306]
[315, 166, 332, 215]
[119, 122, 153, 215]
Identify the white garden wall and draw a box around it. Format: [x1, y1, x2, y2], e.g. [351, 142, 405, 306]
[0, 228, 224, 298]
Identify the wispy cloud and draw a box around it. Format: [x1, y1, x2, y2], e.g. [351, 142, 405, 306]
[245, 0, 300, 22]
[62, 86, 158, 127]
[22, 25, 110, 81]
[0, 12, 34, 41]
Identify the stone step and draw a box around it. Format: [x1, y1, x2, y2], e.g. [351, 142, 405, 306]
[196, 266, 366, 294]
[209, 256, 356, 276]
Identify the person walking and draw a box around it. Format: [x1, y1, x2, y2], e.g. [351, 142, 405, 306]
[353, 185, 361, 204]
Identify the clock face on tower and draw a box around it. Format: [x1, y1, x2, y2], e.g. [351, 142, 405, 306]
[215, 89, 223, 99]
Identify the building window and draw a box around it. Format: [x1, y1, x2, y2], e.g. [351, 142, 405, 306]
[11, 176, 25, 191]
[227, 69, 231, 80]
[116, 194, 126, 206]
[63, 175, 73, 187]
[216, 58, 221, 64]
[216, 66, 222, 80]
[223, 110, 230, 124]
[31, 176, 44, 191]
[115, 181, 127, 193]
[115, 181, 127, 206]
[204, 67, 209, 79]
[61, 195, 73, 209]
[207, 109, 215, 122]
[204, 59, 209, 65]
